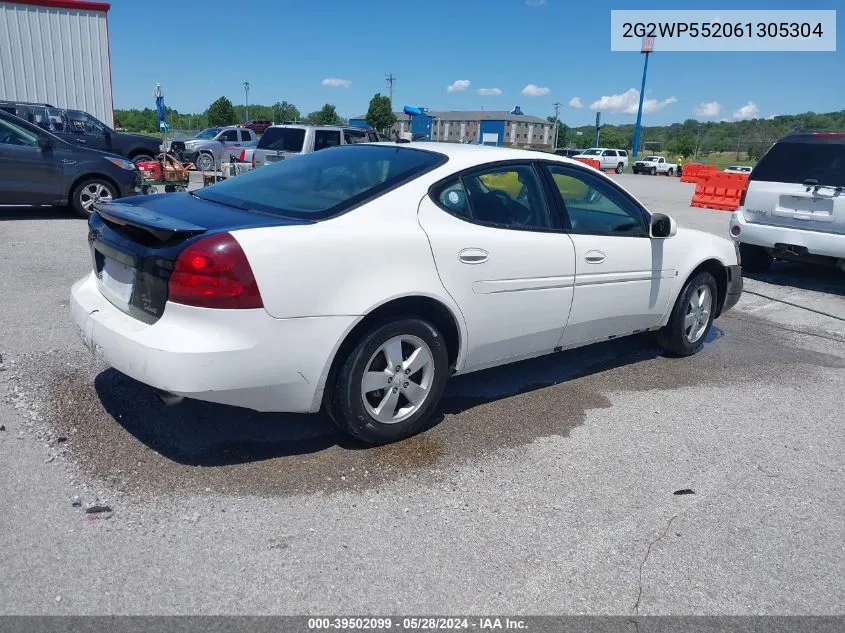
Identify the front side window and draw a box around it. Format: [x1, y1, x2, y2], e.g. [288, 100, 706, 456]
[0, 116, 38, 147]
[434, 164, 551, 230]
[65, 111, 106, 135]
[343, 129, 369, 144]
[193, 144, 445, 219]
[314, 130, 341, 151]
[544, 164, 647, 236]
[219, 129, 239, 142]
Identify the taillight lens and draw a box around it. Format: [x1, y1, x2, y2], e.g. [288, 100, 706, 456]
[168, 233, 263, 309]
[739, 182, 749, 207]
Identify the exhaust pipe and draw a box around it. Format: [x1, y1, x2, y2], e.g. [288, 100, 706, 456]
[153, 389, 184, 406]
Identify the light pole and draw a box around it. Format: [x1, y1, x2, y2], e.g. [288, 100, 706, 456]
[552, 102, 561, 149]
[632, 36, 654, 158]
[243, 81, 250, 122]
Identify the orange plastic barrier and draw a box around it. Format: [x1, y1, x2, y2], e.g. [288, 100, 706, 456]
[690, 172, 749, 212]
[574, 157, 600, 170]
[680, 163, 718, 183]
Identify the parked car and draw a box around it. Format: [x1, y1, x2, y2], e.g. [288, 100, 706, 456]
[554, 148, 582, 158]
[251, 124, 380, 167]
[70, 142, 742, 445]
[574, 147, 629, 173]
[242, 119, 272, 134]
[169, 126, 259, 171]
[0, 100, 161, 166]
[730, 132, 845, 273]
[0, 109, 140, 217]
[724, 165, 753, 174]
[632, 155, 674, 176]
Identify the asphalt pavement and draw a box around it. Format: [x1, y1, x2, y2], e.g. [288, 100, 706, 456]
[1, 175, 843, 615]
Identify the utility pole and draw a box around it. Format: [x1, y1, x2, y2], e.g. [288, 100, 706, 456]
[632, 36, 654, 158]
[385, 73, 396, 103]
[243, 81, 250, 122]
[552, 102, 561, 149]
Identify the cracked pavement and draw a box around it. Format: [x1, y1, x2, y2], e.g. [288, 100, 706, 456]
[1, 175, 844, 614]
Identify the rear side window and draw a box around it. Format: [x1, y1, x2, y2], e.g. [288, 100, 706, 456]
[314, 130, 341, 151]
[257, 127, 306, 151]
[240, 130, 252, 142]
[752, 140, 845, 187]
[193, 145, 446, 219]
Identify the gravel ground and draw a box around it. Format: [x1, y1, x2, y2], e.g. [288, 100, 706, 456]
[1, 175, 844, 615]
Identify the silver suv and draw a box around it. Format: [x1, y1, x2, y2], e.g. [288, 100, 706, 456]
[730, 132, 845, 273]
[170, 126, 259, 171]
[252, 125, 381, 167]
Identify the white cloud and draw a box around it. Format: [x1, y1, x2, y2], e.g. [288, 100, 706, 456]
[695, 101, 722, 117]
[322, 77, 351, 88]
[589, 88, 676, 114]
[447, 79, 471, 93]
[522, 84, 550, 97]
[733, 101, 760, 119]
[568, 97, 583, 109]
[477, 87, 502, 96]
[525, 0, 546, 5]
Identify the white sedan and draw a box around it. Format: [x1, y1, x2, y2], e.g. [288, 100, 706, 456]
[70, 142, 743, 445]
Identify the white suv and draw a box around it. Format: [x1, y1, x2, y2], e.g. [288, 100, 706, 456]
[574, 148, 629, 173]
[729, 133, 845, 272]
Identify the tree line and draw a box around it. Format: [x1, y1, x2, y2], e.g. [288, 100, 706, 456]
[114, 93, 398, 135]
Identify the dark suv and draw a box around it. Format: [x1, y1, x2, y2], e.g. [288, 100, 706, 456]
[0, 101, 161, 166]
[0, 108, 141, 217]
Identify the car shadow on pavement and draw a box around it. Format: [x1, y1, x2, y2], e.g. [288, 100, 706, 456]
[744, 261, 845, 297]
[93, 332, 679, 467]
[0, 206, 77, 221]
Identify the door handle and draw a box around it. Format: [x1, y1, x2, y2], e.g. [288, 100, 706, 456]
[75, 138, 87, 144]
[584, 250, 606, 264]
[458, 248, 489, 264]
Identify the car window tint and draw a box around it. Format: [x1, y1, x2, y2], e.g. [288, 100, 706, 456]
[314, 130, 341, 151]
[193, 145, 444, 219]
[436, 179, 471, 219]
[257, 127, 305, 151]
[545, 164, 646, 236]
[46, 108, 65, 133]
[220, 130, 239, 142]
[240, 130, 252, 142]
[0, 117, 38, 147]
[458, 164, 551, 229]
[752, 141, 845, 187]
[65, 111, 104, 135]
[343, 129, 369, 144]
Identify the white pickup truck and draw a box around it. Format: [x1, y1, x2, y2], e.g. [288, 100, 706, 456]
[632, 155, 674, 176]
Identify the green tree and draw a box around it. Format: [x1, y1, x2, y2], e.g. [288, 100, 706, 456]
[206, 96, 236, 126]
[366, 93, 396, 133]
[274, 101, 301, 123]
[306, 104, 343, 126]
[598, 125, 625, 149]
[667, 134, 697, 157]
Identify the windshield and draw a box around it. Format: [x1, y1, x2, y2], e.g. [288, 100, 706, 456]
[580, 149, 601, 155]
[194, 127, 222, 140]
[193, 144, 446, 219]
[642, 156, 659, 161]
[257, 127, 306, 152]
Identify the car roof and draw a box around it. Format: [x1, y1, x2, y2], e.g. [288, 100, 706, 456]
[369, 141, 590, 171]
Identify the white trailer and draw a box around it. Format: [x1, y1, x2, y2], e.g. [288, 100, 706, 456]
[0, 0, 114, 127]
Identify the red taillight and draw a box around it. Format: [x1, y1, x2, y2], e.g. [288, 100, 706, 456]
[168, 233, 263, 309]
[239, 149, 246, 161]
[739, 182, 749, 207]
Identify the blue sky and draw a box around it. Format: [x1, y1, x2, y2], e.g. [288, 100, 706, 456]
[108, 0, 842, 125]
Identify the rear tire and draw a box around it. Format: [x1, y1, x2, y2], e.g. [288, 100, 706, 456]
[667, 167, 674, 176]
[657, 271, 718, 357]
[616, 163, 624, 174]
[70, 178, 118, 219]
[739, 243, 773, 273]
[328, 317, 449, 445]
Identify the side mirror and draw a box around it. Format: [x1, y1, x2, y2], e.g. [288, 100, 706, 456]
[38, 137, 52, 151]
[650, 213, 677, 239]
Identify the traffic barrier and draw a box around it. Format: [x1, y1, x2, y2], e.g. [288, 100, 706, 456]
[690, 172, 749, 212]
[574, 157, 600, 170]
[680, 163, 718, 183]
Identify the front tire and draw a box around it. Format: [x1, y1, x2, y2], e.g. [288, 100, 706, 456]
[131, 153, 154, 166]
[657, 271, 718, 357]
[328, 318, 450, 445]
[616, 163, 624, 174]
[195, 152, 215, 172]
[650, 167, 657, 175]
[739, 243, 773, 273]
[70, 178, 118, 218]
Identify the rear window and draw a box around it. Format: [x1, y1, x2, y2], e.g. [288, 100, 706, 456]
[752, 140, 845, 187]
[257, 127, 306, 152]
[192, 144, 446, 219]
